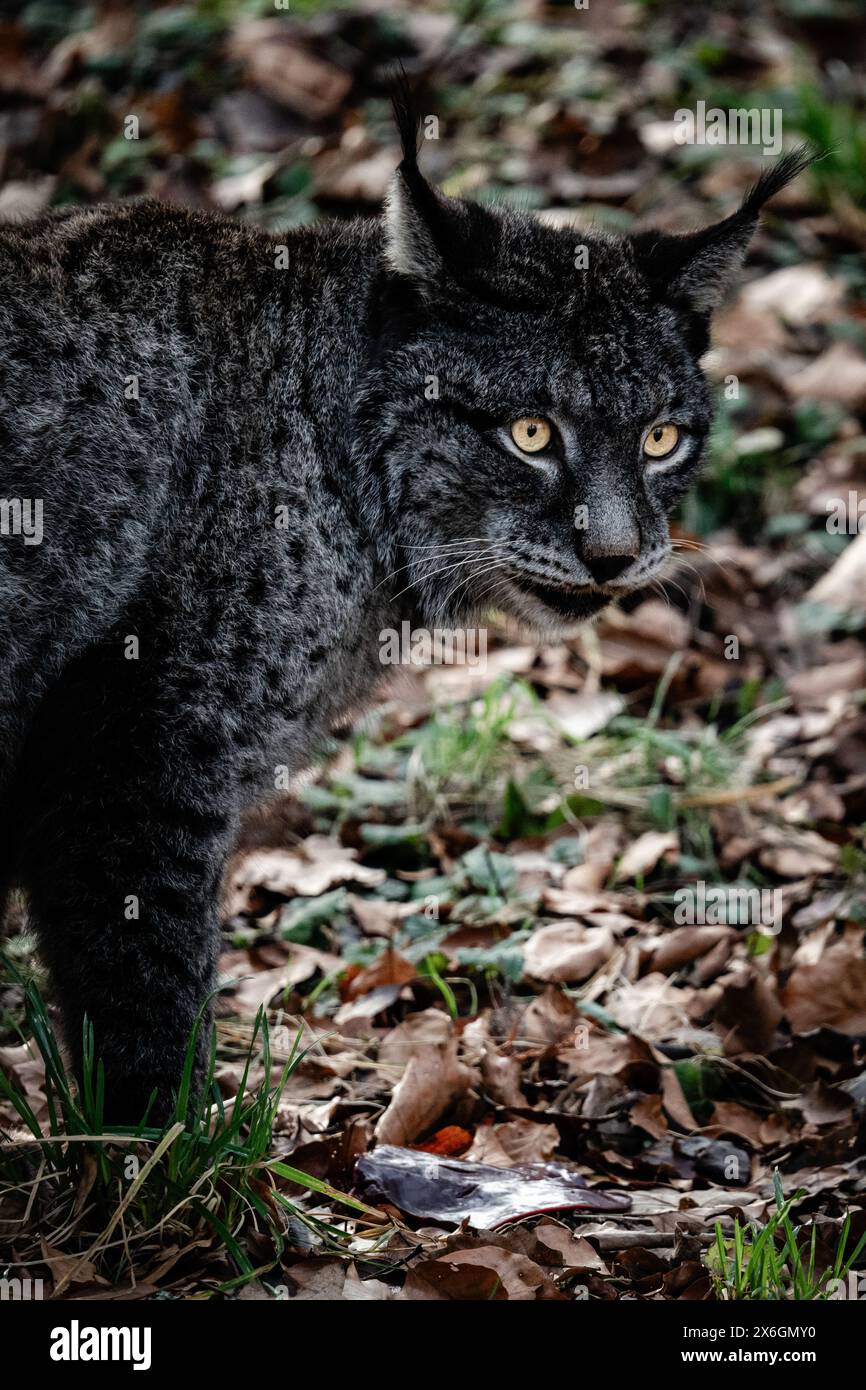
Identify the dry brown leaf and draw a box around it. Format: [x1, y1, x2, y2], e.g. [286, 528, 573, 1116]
[343, 949, 415, 1001]
[605, 973, 698, 1038]
[757, 826, 839, 877]
[333, 986, 403, 1030]
[285, 1259, 354, 1300]
[808, 529, 866, 612]
[470, 1119, 560, 1167]
[610, 598, 691, 649]
[230, 22, 351, 119]
[521, 986, 579, 1045]
[418, 1246, 555, 1300]
[787, 650, 866, 705]
[228, 945, 341, 1016]
[379, 1009, 452, 1066]
[706, 1100, 769, 1145]
[533, 1222, 610, 1274]
[560, 821, 626, 891]
[712, 297, 792, 353]
[402, 1258, 507, 1300]
[799, 1081, 855, 1126]
[314, 144, 397, 204]
[544, 689, 624, 740]
[564, 1029, 657, 1086]
[461, 1125, 517, 1168]
[374, 1036, 476, 1146]
[522, 921, 615, 983]
[593, 632, 690, 678]
[347, 893, 416, 937]
[480, 1045, 525, 1108]
[650, 925, 733, 974]
[542, 885, 632, 916]
[0, 1042, 47, 1122]
[661, 1066, 696, 1130]
[714, 968, 784, 1053]
[630, 1093, 668, 1139]
[781, 924, 866, 1036]
[741, 264, 846, 324]
[228, 836, 384, 913]
[616, 830, 679, 882]
[787, 341, 866, 409]
[40, 1243, 103, 1288]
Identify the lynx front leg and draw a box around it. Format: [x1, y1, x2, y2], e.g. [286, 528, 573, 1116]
[19, 646, 239, 1125]
[29, 842, 229, 1126]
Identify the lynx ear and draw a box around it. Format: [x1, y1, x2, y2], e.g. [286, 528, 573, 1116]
[383, 72, 461, 285]
[383, 173, 445, 282]
[631, 148, 814, 314]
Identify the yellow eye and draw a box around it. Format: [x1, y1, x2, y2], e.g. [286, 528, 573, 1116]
[510, 416, 552, 454]
[644, 422, 679, 460]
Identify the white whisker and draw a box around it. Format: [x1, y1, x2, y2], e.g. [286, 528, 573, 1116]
[388, 549, 501, 606]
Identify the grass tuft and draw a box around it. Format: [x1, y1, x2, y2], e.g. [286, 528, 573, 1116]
[0, 971, 391, 1295]
[708, 1170, 866, 1301]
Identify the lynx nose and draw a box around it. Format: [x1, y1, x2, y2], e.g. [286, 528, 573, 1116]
[575, 495, 641, 586]
[584, 553, 635, 585]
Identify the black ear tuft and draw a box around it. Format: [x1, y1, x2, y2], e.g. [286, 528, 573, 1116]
[390, 65, 421, 175]
[387, 65, 442, 235]
[738, 144, 816, 220]
[632, 144, 818, 314]
[384, 66, 458, 284]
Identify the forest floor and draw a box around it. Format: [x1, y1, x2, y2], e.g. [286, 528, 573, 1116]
[2, 0, 866, 1300]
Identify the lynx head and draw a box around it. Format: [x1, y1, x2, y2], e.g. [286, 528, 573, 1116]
[354, 85, 811, 636]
